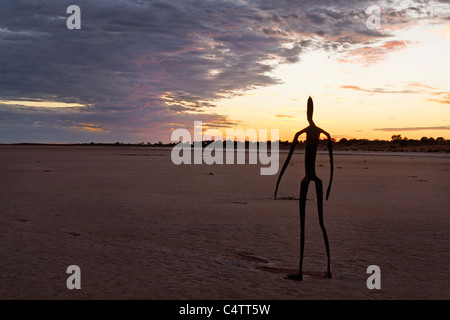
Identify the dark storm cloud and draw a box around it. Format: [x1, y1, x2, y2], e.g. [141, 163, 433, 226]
[0, 0, 448, 142]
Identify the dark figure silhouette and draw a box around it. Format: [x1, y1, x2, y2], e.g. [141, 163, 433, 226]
[274, 97, 333, 281]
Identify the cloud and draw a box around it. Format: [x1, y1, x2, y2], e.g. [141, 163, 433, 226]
[340, 85, 415, 94]
[338, 40, 408, 65]
[428, 98, 450, 104]
[373, 126, 450, 131]
[406, 82, 437, 90]
[341, 83, 450, 104]
[1, 0, 449, 142]
[427, 92, 450, 104]
[274, 114, 295, 118]
[0, 99, 88, 109]
[57, 121, 109, 132]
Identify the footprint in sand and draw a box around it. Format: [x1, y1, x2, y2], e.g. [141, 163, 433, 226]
[236, 252, 269, 264]
[235, 251, 331, 280]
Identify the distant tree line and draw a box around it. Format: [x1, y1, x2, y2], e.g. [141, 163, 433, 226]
[283, 135, 449, 152]
[5, 135, 449, 152]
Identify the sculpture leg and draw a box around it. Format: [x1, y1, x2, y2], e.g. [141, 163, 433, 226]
[299, 178, 309, 280]
[315, 178, 331, 278]
[287, 177, 309, 281]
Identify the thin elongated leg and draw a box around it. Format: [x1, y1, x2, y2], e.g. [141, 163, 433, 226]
[299, 179, 309, 279]
[315, 178, 331, 278]
[287, 178, 309, 281]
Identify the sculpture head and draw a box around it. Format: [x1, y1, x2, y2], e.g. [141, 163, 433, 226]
[307, 96, 314, 124]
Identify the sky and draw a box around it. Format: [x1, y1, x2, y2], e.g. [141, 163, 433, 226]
[0, 0, 449, 143]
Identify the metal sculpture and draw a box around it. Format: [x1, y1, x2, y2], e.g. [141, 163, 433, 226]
[274, 97, 333, 280]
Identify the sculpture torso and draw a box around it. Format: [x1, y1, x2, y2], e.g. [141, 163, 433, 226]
[304, 125, 321, 178]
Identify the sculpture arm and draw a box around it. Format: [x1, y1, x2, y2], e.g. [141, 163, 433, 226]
[322, 130, 334, 201]
[274, 129, 305, 200]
